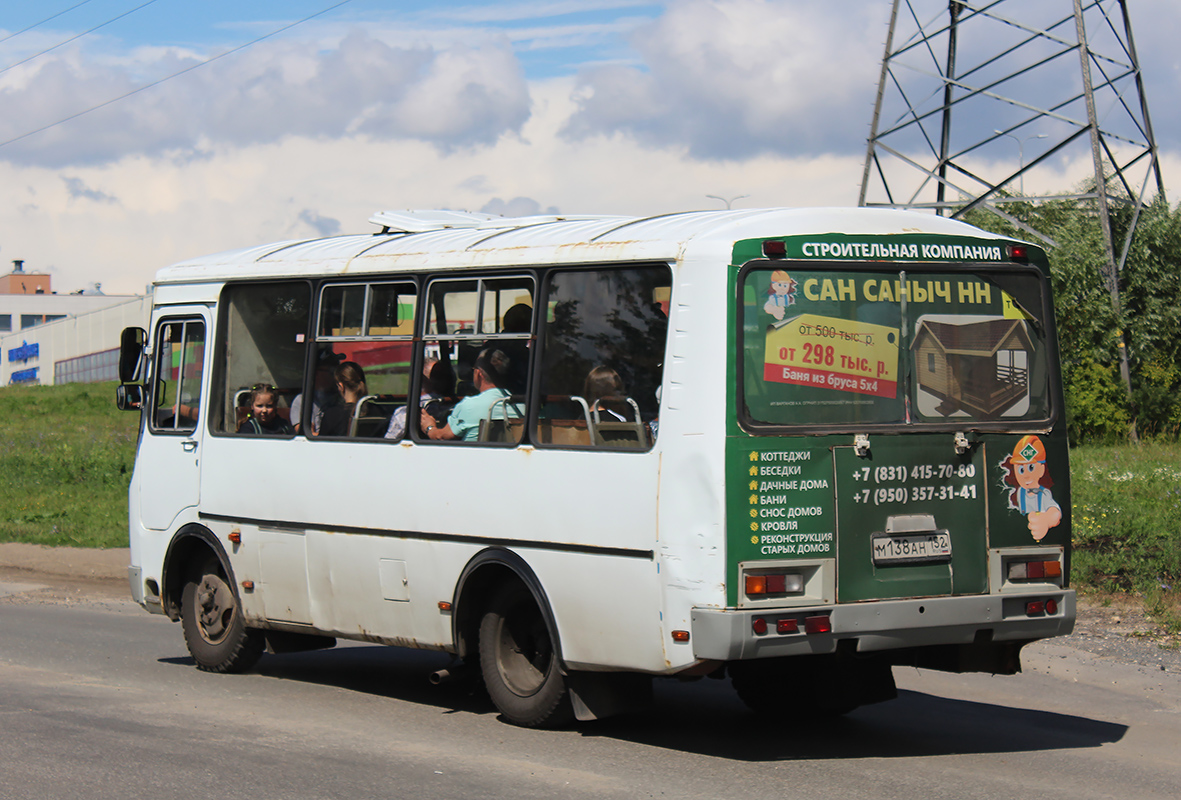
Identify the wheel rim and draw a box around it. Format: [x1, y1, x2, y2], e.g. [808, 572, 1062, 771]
[494, 599, 553, 698]
[195, 573, 236, 646]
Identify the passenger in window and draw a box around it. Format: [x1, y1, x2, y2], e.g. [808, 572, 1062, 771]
[160, 400, 198, 429]
[584, 366, 628, 422]
[500, 303, 532, 394]
[385, 358, 452, 440]
[237, 384, 293, 435]
[503, 303, 531, 333]
[319, 361, 371, 437]
[292, 348, 343, 435]
[422, 348, 512, 441]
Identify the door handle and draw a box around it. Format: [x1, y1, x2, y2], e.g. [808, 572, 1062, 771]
[181, 439, 198, 452]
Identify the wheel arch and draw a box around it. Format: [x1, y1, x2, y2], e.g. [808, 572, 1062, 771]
[161, 524, 236, 622]
[451, 548, 563, 667]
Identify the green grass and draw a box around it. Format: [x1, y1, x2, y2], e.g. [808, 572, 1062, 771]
[0, 382, 137, 548]
[1070, 442, 1181, 634]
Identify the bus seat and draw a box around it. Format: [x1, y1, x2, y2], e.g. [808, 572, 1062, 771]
[536, 418, 592, 446]
[479, 396, 526, 442]
[590, 396, 647, 448]
[534, 395, 594, 446]
[349, 395, 394, 437]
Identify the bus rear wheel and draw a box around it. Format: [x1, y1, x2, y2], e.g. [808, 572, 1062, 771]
[478, 583, 574, 728]
[180, 559, 263, 673]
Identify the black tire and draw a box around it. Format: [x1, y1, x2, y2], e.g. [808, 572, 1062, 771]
[180, 558, 264, 673]
[478, 583, 574, 728]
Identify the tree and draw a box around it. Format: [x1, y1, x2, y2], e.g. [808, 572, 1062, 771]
[963, 195, 1181, 443]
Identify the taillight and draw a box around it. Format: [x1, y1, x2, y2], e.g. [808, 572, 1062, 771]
[804, 615, 832, 634]
[744, 571, 804, 598]
[1026, 601, 1045, 616]
[776, 618, 799, 634]
[1008, 559, 1062, 581]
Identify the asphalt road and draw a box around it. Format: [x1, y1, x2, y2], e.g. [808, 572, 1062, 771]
[1, 578, 1180, 800]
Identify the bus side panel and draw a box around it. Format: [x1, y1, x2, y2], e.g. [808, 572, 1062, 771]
[653, 243, 738, 661]
[197, 437, 672, 672]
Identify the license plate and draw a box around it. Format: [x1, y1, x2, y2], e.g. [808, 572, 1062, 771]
[872, 531, 952, 565]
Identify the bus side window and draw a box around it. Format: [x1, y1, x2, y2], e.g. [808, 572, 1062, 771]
[211, 282, 311, 435]
[312, 281, 417, 439]
[151, 319, 205, 432]
[535, 266, 670, 449]
[420, 276, 534, 444]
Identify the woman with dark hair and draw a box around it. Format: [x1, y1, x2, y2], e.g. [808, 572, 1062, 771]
[318, 361, 369, 437]
[584, 365, 627, 422]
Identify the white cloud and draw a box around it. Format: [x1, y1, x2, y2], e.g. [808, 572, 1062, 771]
[562, 0, 888, 159]
[0, 78, 869, 295]
[0, 31, 531, 167]
[1, 0, 1179, 301]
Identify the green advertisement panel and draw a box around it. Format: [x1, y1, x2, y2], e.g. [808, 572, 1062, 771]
[725, 440, 837, 567]
[724, 233, 1069, 607]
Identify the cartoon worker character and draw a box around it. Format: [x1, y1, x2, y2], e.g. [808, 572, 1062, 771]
[1000, 435, 1061, 541]
[763, 270, 798, 321]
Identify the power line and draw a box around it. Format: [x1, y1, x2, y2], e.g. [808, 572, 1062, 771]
[0, 0, 98, 47]
[0, 0, 354, 152]
[0, 0, 162, 78]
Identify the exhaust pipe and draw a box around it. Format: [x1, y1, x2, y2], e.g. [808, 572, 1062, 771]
[429, 664, 471, 685]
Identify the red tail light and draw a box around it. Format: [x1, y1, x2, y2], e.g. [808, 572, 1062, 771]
[1008, 559, 1063, 581]
[744, 571, 805, 598]
[804, 615, 832, 634]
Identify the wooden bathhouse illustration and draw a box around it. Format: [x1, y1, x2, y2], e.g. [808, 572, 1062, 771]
[911, 318, 1033, 418]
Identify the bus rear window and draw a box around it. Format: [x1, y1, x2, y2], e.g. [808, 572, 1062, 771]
[740, 266, 1052, 429]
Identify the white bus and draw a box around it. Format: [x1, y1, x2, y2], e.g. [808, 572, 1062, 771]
[118, 207, 1075, 727]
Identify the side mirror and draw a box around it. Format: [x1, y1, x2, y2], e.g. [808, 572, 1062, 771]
[116, 383, 144, 411]
[119, 327, 147, 383]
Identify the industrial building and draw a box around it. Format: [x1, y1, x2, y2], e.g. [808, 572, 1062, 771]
[0, 260, 147, 386]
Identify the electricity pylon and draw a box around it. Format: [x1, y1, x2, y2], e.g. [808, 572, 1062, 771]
[859, 0, 1165, 409]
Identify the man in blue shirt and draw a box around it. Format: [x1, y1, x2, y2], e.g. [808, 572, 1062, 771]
[422, 348, 514, 441]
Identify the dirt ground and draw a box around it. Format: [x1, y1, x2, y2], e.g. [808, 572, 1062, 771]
[0, 543, 130, 603]
[2, 542, 1178, 671]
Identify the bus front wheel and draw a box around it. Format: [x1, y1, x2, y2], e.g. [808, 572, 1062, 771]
[478, 583, 574, 728]
[180, 558, 264, 673]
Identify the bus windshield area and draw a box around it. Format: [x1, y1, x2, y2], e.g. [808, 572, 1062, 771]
[740, 266, 1052, 428]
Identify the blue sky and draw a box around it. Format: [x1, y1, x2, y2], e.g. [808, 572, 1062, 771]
[2, 1, 664, 78]
[0, 0, 1178, 294]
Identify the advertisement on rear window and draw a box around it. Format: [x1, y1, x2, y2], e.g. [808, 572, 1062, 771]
[741, 266, 1051, 428]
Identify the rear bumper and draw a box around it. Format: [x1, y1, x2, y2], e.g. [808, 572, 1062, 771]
[691, 590, 1075, 661]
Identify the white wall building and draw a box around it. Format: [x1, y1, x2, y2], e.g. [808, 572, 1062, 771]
[1, 294, 150, 387]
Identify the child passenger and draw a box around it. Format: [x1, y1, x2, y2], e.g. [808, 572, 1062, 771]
[237, 384, 294, 435]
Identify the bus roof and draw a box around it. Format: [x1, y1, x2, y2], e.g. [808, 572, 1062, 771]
[153, 207, 1020, 285]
